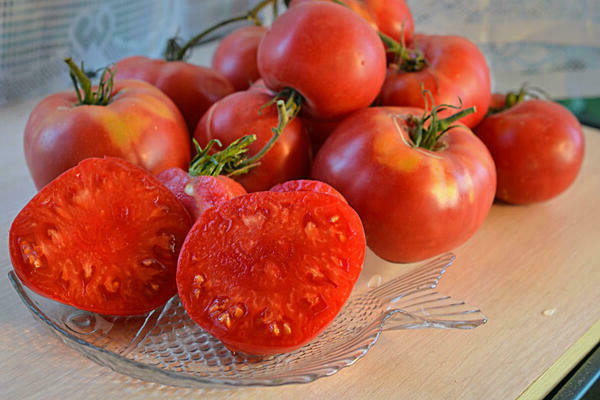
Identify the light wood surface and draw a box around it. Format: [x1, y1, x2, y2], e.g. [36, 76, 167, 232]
[1, 93, 599, 400]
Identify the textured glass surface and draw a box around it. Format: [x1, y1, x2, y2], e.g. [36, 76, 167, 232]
[9, 253, 486, 388]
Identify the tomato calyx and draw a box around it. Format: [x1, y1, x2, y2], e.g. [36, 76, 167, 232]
[487, 84, 550, 115]
[189, 97, 300, 177]
[406, 90, 476, 151]
[65, 58, 115, 106]
[169, 0, 277, 61]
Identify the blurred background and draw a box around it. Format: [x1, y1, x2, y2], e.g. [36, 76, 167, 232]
[1, 0, 598, 124]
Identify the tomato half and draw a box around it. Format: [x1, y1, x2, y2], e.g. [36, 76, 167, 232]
[157, 167, 247, 220]
[212, 26, 267, 91]
[474, 97, 584, 204]
[379, 34, 491, 129]
[115, 56, 234, 132]
[9, 157, 193, 315]
[177, 191, 365, 355]
[23, 79, 191, 190]
[312, 107, 496, 263]
[270, 179, 347, 203]
[258, 1, 386, 119]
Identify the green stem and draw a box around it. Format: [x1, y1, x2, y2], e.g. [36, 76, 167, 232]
[188, 92, 302, 177]
[65, 58, 115, 106]
[174, 0, 275, 61]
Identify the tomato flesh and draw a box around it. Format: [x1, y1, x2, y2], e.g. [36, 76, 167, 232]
[270, 179, 347, 203]
[9, 157, 193, 315]
[177, 191, 365, 355]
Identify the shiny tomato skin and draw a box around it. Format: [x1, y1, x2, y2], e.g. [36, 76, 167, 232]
[157, 167, 247, 220]
[115, 56, 234, 132]
[257, 2, 386, 119]
[212, 26, 267, 91]
[24, 79, 191, 190]
[380, 34, 491, 129]
[312, 107, 496, 263]
[176, 191, 365, 355]
[289, 0, 413, 45]
[270, 179, 347, 203]
[474, 99, 584, 204]
[9, 157, 193, 315]
[194, 90, 311, 192]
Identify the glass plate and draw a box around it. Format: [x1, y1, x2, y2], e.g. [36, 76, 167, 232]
[8, 253, 486, 388]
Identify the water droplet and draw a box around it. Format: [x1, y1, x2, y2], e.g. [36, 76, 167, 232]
[368, 274, 382, 288]
[542, 308, 556, 317]
[184, 183, 195, 196]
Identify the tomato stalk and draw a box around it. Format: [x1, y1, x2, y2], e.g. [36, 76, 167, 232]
[188, 97, 300, 177]
[487, 84, 550, 115]
[65, 58, 115, 106]
[170, 0, 277, 61]
[331, 0, 425, 71]
[408, 90, 475, 151]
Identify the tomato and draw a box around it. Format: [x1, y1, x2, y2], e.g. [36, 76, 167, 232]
[194, 90, 311, 192]
[212, 26, 267, 91]
[115, 56, 234, 132]
[290, 0, 414, 45]
[258, 1, 386, 119]
[176, 191, 365, 355]
[9, 157, 193, 315]
[474, 96, 584, 204]
[157, 167, 246, 220]
[301, 115, 343, 153]
[379, 34, 491, 129]
[24, 78, 191, 190]
[270, 179, 346, 203]
[312, 106, 496, 263]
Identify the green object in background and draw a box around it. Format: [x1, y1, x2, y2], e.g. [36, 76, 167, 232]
[556, 98, 600, 129]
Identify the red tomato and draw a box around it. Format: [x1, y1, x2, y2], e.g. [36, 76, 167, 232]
[301, 115, 343, 153]
[24, 79, 191, 190]
[474, 97, 584, 204]
[258, 2, 386, 119]
[290, 0, 414, 45]
[157, 167, 246, 220]
[115, 56, 234, 132]
[9, 157, 193, 315]
[194, 90, 311, 192]
[379, 34, 491, 129]
[312, 107, 496, 263]
[212, 26, 267, 91]
[176, 191, 365, 355]
[270, 179, 347, 203]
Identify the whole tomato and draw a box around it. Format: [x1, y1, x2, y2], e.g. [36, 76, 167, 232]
[312, 105, 496, 263]
[290, 0, 414, 45]
[115, 56, 234, 132]
[212, 26, 267, 91]
[379, 34, 491, 129]
[474, 92, 584, 204]
[194, 90, 311, 192]
[258, 1, 386, 119]
[24, 60, 191, 190]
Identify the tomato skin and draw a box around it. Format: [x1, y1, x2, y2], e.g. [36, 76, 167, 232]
[312, 107, 496, 263]
[212, 26, 267, 92]
[257, 2, 386, 119]
[474, 98, 584, 204]
[194, 91, 311, 192]
[24, 79, 191, 190]
[289, 0, 414, 45]
[177, 191, 365, 355]
[270, 179, 347, 203]
[157, 167, 247, 220]
[115, 56, 234, 132]
[379, 34, 491, 129]
[9, 157, 193, 315]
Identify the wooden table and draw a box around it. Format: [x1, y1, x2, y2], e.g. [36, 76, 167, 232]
[1, 93, 599, 399]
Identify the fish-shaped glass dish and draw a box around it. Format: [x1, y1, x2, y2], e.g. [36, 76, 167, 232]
[8, 253, 486, 388]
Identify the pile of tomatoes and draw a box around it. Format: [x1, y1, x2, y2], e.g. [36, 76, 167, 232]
[10, 0, 585, 355]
